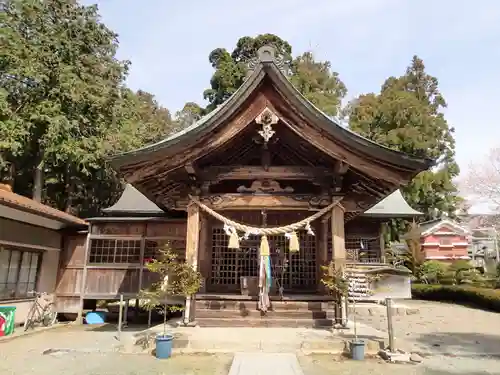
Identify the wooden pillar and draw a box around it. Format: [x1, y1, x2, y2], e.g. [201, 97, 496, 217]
[380, 222, 387, 263]
[77, 224, 91, 324]
[331, 204, 346, 325]
[184, 201, 200, 325]
[137, 236, 146, 293]
[198, 213, 209, 292]
[331, 204, 346, 263]
[317, 217, 329, 293]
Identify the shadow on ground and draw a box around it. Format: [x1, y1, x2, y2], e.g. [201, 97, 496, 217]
[414, 332, 500, 355]
[84, 323, 149, 333]
[420, 368, 500, 375]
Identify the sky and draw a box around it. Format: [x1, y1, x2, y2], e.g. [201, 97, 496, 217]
[84, 0, 500, 213]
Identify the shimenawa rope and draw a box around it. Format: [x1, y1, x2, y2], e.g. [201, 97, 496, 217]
[188, 195, 341, 235]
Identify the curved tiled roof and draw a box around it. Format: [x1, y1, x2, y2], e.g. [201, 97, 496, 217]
[110, 46, 433, 174]
[0, 184, 87, 227]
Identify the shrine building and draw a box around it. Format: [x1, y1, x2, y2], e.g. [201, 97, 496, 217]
[55, 46, 432, 326]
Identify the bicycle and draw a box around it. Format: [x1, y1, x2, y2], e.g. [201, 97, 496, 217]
[23, 291, 57, 331]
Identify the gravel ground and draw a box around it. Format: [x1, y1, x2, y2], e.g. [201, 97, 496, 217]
[356, 300, 500, 355]
[1, 301, 500, 374]
[3, 350, 498, 375]
[300, 355, 500, 375]
[0, 325, 233, 375]
[2, 348, 499, 375]
[0, 352, 233, 375]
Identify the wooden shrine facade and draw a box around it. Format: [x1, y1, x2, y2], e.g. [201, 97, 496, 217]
[54, 46, 431, 316]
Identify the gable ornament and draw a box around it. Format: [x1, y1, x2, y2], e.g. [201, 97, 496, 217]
[255, 107, 278, 143]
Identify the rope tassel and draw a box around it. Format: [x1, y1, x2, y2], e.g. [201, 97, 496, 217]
[286, 231, 300, 252]
[260, 235, 270, 256]
[228, 231, 240, 249]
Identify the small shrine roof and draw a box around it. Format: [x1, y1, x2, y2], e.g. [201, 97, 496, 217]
[362, 190, 422, 218]
[102, 184, 163, 215]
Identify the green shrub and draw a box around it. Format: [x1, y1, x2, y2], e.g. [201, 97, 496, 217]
[411, 284, 500, 312]
[419, 260, 447, 283]
[449, 259, 473, 272]
[437, 270, 457, 285]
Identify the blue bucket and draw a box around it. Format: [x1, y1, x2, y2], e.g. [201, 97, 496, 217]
[85, 311, 107, 324]
[155, 334, 173, 359]
[350, 340, 365, 360]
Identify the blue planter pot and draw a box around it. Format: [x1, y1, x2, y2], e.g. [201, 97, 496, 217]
[350, 340, 365, 360]
[155, 334, 173, 359]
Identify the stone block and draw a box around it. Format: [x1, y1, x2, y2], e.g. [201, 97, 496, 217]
[405, 308, 420, 315]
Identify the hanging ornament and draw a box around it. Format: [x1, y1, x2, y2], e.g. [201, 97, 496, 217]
[241, 229, 259, 241]
[224, 224, 240, 249]
[260, 235, 270, 256]
[265, 256, 272, 289]
[228, 231, 240, 249]
[241, 231, 251, 241]
[305, 222, 315, 236]
[285, 232, 300, 252]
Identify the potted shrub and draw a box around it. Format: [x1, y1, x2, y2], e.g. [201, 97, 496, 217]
[140, 243, 202, 359]
[321, 261, 366, 360]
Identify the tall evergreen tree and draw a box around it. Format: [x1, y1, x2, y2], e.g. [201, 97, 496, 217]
[203, 34, 346, 116]
[0, 0, 175, 215]
[346, 56, 460, 220]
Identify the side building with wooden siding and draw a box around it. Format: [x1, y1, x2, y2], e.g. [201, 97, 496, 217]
[0, 184, 86, 325]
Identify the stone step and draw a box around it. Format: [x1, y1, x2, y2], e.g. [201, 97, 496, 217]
[196, 309, 330, 320]
[196, 317, 335, 328]
[195, 300, 335, 311]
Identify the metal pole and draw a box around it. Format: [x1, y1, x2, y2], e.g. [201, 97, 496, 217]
[494, 229, 499, 263]
[117, 294, 123, 341]
[148, 308, 152, 328]
[386, 298, 395, 352]
[123, 299, 129, 327]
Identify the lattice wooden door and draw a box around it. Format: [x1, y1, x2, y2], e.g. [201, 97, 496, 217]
[209, 228, 316, 293]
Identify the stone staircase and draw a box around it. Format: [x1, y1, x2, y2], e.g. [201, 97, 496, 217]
[194, 296, 337, 328]
[345, 263, 401, 301]
[345, 268, 372, 300]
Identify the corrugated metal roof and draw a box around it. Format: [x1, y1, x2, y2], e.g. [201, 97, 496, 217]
[363, 190, 422, 217]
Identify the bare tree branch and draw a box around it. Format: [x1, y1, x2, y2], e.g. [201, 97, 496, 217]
[463, 147, 500, 212]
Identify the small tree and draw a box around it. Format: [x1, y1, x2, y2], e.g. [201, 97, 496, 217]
[140, 244, 202, 335]
[321, 262, 362, 340]
[321, 262, 394, 353]
[386, 222, 426, 281]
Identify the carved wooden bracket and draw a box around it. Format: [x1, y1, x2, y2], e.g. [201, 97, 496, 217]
[236, 179, 294, 194]
[195, 194, 334, 210]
